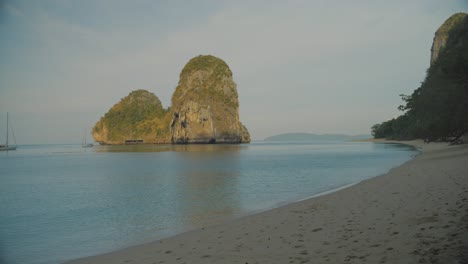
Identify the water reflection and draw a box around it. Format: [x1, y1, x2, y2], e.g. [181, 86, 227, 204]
[371, 142, 418, 152]
[175, 170, 240, 229]
[173, 146, 241, 229]
[94, 144, 247, 153]
[91, 144, 243, 242]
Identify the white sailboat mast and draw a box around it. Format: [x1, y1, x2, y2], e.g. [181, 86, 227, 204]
[6, 112, 9, 146]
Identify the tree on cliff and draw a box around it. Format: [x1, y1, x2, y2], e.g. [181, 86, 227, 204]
[372, 13, 468, 143]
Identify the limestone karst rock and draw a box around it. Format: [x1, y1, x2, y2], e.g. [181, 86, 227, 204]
[430, 13, 468, 65]
[92, 55, 250, 145]
[170, 55, 250, 144]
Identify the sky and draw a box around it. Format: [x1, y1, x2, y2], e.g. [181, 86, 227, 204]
[0, 0, 467, 144]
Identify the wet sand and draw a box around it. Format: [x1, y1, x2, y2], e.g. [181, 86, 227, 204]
[68, 140, 468, 264]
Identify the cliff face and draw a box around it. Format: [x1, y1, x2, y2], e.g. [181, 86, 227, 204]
[170, 55, 250, 143]
[372, 12, 468, 142]
[430, 13, 468, 65]
[93, 90, 171, 144]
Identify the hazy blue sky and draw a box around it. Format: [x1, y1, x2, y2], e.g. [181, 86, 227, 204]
[0, 0, 467, 144]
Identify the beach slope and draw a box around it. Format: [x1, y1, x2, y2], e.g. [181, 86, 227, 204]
[68, 140, 468, 264]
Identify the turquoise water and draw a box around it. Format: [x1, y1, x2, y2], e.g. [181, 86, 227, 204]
[0, 141, 417, 264]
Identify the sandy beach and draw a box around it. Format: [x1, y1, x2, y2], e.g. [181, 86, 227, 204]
[68, 140, 468, 264]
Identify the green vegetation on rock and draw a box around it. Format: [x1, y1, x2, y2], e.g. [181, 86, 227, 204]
[179, 55, 232, 81]
[172, 55, 238, 110]
[436, 13, 467, 35]
[93, 90, 171, 144]
[372, 13, 468, 143]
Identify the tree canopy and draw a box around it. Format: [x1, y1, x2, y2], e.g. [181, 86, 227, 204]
[93, 90, 171, 142]
[372, 14, 468, 143]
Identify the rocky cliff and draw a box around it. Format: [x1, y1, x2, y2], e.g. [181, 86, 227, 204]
[430, 13, 468, 65]
[93, 90, 171, 144]
[170, 55, 250, 143]
[372, 12, 468, 142]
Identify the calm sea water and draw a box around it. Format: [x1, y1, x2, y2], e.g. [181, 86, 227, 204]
[0, 141, 417, 264]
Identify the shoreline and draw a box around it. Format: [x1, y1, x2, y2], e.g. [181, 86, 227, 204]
[67, 140, 468, 264]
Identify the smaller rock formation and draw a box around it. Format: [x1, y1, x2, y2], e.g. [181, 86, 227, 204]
[93, 90, 171, 144]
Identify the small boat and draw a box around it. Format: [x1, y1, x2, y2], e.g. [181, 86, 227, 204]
[82, 128, 94, 148]
[0, 112, 17, 151]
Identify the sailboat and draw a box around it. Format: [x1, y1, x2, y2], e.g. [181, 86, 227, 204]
[82, 129, 93, 148]
[0, 112, 17, 151]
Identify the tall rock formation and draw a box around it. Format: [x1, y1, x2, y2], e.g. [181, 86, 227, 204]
[170, 55, 250, 143]
[93, 90, 171, 144]
[430, 13, 468, 65]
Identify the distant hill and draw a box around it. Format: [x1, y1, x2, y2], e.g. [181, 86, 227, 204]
[264, 133, 371, 141]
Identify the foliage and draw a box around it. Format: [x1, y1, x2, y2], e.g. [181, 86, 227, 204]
[436, 13, 468, 35]
[172, 55, 237, 109]
[372, 13, 468, 142]
[93, 90, 170, 142]
[179, 55, 232, 82]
